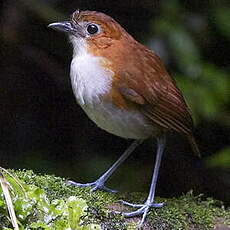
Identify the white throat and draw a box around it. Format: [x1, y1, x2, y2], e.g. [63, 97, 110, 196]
[69, 36, 113, 106]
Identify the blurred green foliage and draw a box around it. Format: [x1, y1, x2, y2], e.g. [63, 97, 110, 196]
[215, 6, 230, 38]
[151, 0, 229, 125]
[206, 147, 230, 168]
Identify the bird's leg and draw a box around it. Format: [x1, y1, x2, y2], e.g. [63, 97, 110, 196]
[68, 140, 143, 192]
[121, 135, 166, 227]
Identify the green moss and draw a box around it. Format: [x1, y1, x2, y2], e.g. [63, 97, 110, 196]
[14, 169, 116, 203]
[0, 169, 229, 230]
[149, 195, 229, 230]
[118, 191, 230, 229]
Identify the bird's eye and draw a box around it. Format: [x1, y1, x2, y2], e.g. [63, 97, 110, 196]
[86, 24, 99, 35]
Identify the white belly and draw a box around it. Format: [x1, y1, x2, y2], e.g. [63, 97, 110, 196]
[81, 102, 153, 139]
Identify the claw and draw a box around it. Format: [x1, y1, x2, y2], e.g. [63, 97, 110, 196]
[123, 205, 147, 217]
[67, 180, 117, 193]
[67, 181, 94, 187]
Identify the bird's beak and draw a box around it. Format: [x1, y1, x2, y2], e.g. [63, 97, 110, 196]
[48, 21, 85, 37]
[48, 21, 74, 33]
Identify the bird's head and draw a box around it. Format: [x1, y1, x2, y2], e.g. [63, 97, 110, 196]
[48, 10, 129, 56]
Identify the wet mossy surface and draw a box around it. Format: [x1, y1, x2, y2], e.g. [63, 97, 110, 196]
[0, 169, 229, 229]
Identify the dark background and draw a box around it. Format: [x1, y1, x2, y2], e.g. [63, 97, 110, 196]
[1, 0, 229, 204]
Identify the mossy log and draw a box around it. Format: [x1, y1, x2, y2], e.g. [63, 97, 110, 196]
[0, 169, 229, 230]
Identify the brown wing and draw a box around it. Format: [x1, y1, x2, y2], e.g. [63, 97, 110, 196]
[115, 48, 194, 135]
[115, 49, 200, 156]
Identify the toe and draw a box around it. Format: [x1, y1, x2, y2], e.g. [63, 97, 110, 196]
[91, 185, 117, 193]
[150, 202, 164, 208]
[123, 206, 146, 217]
[67, 180, 94, 187]
[67, 180, 117, 193]
[102, 186, 117, 193]
[119, 200, 143, 208]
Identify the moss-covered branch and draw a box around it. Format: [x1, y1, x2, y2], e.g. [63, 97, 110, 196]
[0, 169, 229, 229]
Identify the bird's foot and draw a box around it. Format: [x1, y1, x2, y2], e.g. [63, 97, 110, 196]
[67, 180, 117, 193]
[120, 200, 164, 228]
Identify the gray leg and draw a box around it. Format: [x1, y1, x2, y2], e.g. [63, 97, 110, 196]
[68, 140, 143, 192]
[122, 135, 166, 227]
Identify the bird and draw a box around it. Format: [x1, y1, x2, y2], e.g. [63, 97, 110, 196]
[48, 10, 200, 227]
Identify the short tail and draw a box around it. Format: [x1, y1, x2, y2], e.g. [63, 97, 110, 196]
[187, 134, 201, 157]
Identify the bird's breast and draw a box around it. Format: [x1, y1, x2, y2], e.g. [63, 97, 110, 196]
[70, 53, 113, 105]
[70, 54, 154, 139]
